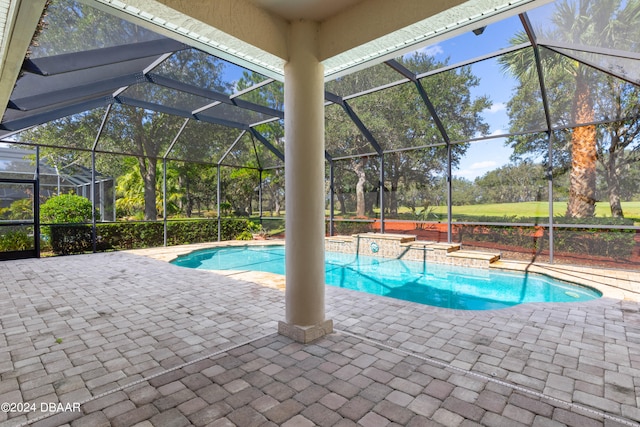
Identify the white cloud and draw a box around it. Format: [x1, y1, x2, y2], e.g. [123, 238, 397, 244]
[474, 129, 506, 138]
[470, 160, 497, 170]
[453, 160, 498, 179]
[455, 169, 475, 178]
[415, 44, 444, 57]
[484, 102, 506, 114]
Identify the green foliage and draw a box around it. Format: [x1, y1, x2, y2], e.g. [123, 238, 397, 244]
[553, 227, 636, 258]
[47, 224, 93, 254]
[0, 229, 32, 251]
[499, 0, 640, 218]
[414, 205, 439, 222]
[331, 221, 373, 236]
[235, 231, 254, 240]
[219, 202, 232, 216]
[234, 221, 265, 239]
[424, 201, 640, 223]
[6, 199, 34, 220]
[247, 221, 261, 233]
[46, 218, 255, 255]
[255, 218, 285, 237]
[226, 167, 260, 215]
[40, 194, 93, 224]
[456, 215, 636, 258]
[327, 52, 490, 217]
[115, 165, 146, 218]
[473, 162, 547, 204]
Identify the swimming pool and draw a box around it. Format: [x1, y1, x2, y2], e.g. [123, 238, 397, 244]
[171, 245, 602, 310]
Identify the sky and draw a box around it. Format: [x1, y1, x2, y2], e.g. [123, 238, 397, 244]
[211, 4, 539, 183]
[420, 14, 527, 181]
[413, 0, 561, 181]
[2, 0, 554, 183]
[177, 14, 532, 181]
[217, 1, 560, 181]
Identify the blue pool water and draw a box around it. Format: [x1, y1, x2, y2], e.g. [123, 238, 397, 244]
[171, 245, 601, 310]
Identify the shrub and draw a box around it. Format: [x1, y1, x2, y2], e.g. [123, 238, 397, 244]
[40, 194, 93, 224]
[47, 218, 256, 255]
[7, 199, 34, 220]
[0, 229, 32, 251]
[48, 224, 95, 255]
[455, 215, 636, 259]
[331, 220, 372, 236]
[235, 230, 254, 240]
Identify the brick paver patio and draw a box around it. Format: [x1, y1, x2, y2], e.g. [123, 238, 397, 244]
[1, 245, 640, 426]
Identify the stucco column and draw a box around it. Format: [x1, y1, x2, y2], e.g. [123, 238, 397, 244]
[277, 20, 333, 343]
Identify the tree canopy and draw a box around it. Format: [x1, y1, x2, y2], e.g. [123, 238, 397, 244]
[327, 52, 490, 217]
[500, 0, 640, 218]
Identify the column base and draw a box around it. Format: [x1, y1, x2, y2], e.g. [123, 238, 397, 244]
[278, 319, 333, 344]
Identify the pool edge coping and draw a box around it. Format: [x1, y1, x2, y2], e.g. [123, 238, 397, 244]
[126, 239, 639, 310]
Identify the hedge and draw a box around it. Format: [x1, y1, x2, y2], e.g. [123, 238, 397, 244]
[45, 218, 256, 255]
[0, 228, 34, 251]
[454, 216, 636, 259]
[330, 220, 373, 236]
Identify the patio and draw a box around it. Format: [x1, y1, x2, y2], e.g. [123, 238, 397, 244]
[1, 246, 640, 427]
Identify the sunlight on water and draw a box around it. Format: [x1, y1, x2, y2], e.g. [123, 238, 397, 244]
[172, 245, 602, 310]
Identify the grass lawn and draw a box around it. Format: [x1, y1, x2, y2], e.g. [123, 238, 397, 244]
[377, 201, 640, 224]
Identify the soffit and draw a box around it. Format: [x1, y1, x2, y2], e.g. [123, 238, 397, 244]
[0, 0, 49, 123]
[247, 0, 365, 22]
[88, 0, 549, 81]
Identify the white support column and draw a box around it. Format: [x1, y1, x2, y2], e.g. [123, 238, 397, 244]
[278, 20, 333, 343]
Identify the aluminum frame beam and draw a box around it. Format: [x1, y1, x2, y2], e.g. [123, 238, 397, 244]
[249, 127, 284, 162]
[1, 97, 115, 131]
[23, 38, 188, 76]
[9, 73, 144, 111]
[146, 73, 284, 119]
[521, 12, 556, 262]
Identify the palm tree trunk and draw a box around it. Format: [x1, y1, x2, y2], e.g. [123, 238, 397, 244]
[566, 75, 597, 218]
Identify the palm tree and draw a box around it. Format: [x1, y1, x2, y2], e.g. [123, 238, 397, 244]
[500, 0, 640, 218]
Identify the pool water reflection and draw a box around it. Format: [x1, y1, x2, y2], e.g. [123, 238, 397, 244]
[172, 245, 602, 310]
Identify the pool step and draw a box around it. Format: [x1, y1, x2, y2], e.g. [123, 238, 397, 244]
[404, 242, 500, 267]
[356, 232, 416, 243]
[448, 250, 501, 264]
[326, 236, 353, 244]
[401, 241, 460, 252]
[326, 233, 501, 268]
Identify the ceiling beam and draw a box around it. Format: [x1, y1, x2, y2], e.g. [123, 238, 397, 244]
[9, 73, 144, 111]
[0, 96, 114, 131]
[147, 73, 284, 118]
[249, 127, 284, 162]
[23, 38, 188, 76]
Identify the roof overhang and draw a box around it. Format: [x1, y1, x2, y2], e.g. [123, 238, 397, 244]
[0, 0, 49, 121]
[0, 0, 553, 125]
[86, 0, 550, 81]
